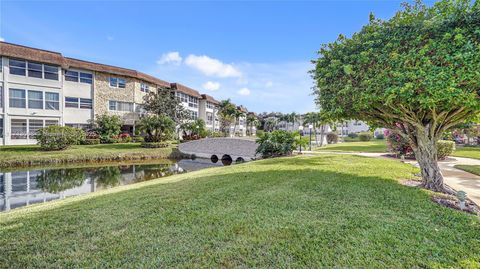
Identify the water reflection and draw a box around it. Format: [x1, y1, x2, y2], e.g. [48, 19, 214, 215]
[0, 158, 222, 212]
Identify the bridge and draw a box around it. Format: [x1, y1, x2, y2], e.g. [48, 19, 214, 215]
[178, 137, 259, 163]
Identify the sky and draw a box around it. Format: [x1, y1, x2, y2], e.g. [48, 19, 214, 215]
[0, 0, 435, 113]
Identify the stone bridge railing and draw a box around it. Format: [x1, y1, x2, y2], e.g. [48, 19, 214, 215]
[178, 137, 259, 162]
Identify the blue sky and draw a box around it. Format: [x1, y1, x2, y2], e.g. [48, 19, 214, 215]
[0, 0, 434, 113]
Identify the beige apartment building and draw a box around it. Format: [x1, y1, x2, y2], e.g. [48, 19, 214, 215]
[0, 42, 253, 145]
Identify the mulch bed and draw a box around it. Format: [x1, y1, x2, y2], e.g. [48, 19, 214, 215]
[401, 179, 480, 215]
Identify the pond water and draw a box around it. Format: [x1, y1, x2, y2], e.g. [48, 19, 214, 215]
[0, 158, 230, 212]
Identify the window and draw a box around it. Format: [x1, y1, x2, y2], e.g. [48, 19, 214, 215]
[80, 98, 92, 109]
[109, 100, 133, 112]
[80, 73, 93, 84]
[188, 96, 198, 108]
[176, 92, 188, 103]
[207, 112, 213, 124]
[207, 102, 214, 109]
[110, 77, 126, 88]
[0, 87, 3, 108]
[65, 70, 79, 82]
[65, 97, 79, 108]
[135, 104, 145, 113]
[65, 123, 89, 130]
[9, 89, 26, 108]
[66, 71, 92, 84]
[9, 59, 26, 76]
[28, 119, 43, 139]
[45, 92, 59, 110]
[44, 65, 58, 80]
[11, 119, 27, 139]
[45, 120, 58, 126]
[27, 62, 43, 78]
[28, 90, 43, 109]
[140, 83, 149, 93]
[189, 110, 198, 120]
[0, 118, 3, 138]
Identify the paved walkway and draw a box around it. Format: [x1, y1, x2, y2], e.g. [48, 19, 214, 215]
[306, 151, 480, 205]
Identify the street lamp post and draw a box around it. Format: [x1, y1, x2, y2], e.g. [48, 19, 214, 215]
[298, 126, 304, 153]
[308, 124, 313, 151]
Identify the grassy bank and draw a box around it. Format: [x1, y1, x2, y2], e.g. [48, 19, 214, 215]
[1, 155, 479, 267]
[453, 146, 480, 160]
[454, 164, 480, 176]
[316, 140, 387, 153]
[0, 143, 184, 168]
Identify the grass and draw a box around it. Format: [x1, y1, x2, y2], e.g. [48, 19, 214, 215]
[452, 146, 480, 160]
[0, 143, 183, 168]
[454, 164, 480, 176]
[316, 139, 388, 153]
[1, 155, 479, 268]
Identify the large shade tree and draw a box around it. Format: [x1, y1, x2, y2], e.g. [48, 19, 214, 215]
[312, 0, 480, 192]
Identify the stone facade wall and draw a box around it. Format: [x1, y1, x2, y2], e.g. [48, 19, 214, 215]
[93, 72, 136, 123]
[133, 80, 156, 104]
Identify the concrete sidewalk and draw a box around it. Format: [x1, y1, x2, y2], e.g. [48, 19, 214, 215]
[308, 151, 480, 205]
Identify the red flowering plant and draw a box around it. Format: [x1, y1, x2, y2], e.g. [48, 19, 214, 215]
[385, 128, 413, 158]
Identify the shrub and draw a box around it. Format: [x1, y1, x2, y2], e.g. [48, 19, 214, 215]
[91, 114, 122, 137]
[386, 129, 413, 157]
[35, 126, 85, 151]
[119, 133, 132, 143]
[375, 133, 385, 139]
[255, 130, 296, 158]
[141, 142, 170, 148]
[210, 131, 224, 138]
[255, 130, 265, 137]
[100, 135, 118, 144]
[358, 132, 373, 141]
[86, 131, 100, 140]
[437, 140, 455, 160]
[81, 139, 100, 145]
[347, 133, 358, 138]
[326, 132, 338, 144]
[181, 119, 208, 140]
[133, 136, 144, 143]
[139, 115, 176, 143]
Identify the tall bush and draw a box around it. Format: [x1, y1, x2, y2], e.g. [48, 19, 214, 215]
[91, 114, 122, 139]
[326, 132, 338, 144]
[35, 126, 85, 151]
[358, 132, 373, 141]
[139, 115, 175, 143]
[255, 130, 296, 158]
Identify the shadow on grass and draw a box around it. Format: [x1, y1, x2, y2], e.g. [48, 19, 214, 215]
[1, 163, 479, 268]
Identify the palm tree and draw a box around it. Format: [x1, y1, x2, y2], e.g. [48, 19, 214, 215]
[232, 110, 245, 136]
[218, 99, 237, 136]
[246, 114, 259, 136]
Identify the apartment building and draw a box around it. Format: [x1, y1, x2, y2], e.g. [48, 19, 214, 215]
[0, 42, 250, 145]
[200, 94, 220, 132]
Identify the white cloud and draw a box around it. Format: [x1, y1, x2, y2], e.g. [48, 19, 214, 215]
[265, 81, 273, 88]
[0, 37, 4, 42]
[157, 52, 183, 65]
[202, 81, 220, 91]
[237, 87, 251, 96]
[185, 54, 242, 78]
[107, 36, 114, 41]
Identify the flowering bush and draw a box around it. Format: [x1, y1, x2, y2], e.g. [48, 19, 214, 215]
[119, 133, 132, 143]
[326, 132, 338, 144]
[385, 129, 413, 157]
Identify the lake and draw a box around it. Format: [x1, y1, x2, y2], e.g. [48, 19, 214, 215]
[0, 157, 231, 212]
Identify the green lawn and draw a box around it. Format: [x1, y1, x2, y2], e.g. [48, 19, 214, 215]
[452, 146, 480, 160]
[1, 155, 479, 268]
[454, 164, 480, 176]
[0, 143, 182, 167]
[316, 140, 388, 153]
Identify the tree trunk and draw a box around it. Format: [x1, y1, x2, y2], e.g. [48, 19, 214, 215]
[319, 125, 325, 147]
[412, 131, 445, 192]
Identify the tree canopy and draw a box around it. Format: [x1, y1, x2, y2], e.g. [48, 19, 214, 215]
[312, 0, 480, 191]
